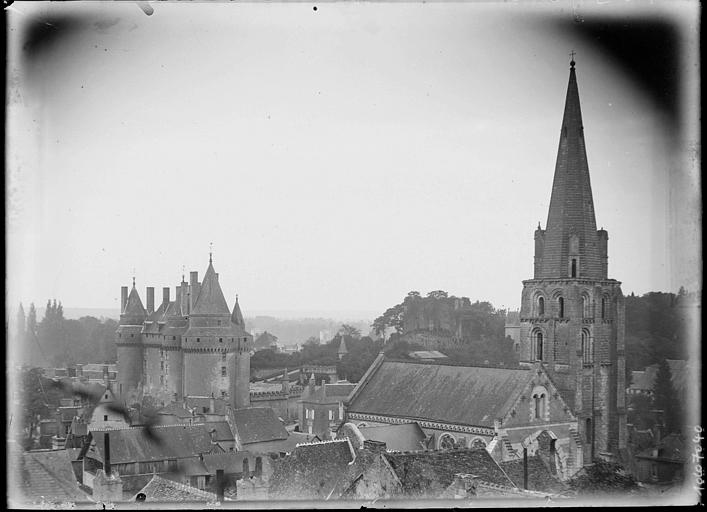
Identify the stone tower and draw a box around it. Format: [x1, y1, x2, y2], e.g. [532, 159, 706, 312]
[116, 280, 147, 400]
[518, 60, 626, 463]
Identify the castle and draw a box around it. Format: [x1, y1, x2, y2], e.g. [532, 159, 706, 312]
[115, 255, 253, 410]
[518, 59, 627, 463]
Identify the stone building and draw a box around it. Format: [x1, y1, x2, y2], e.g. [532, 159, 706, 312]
[518, 60, 626, 464]
[345, 355, 584, 479]
[115, 254, 253, 410]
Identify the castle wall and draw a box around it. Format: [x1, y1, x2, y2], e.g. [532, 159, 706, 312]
[183, 351, 230, 397]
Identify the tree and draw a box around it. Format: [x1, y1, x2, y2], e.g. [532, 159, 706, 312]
[426, 290, 448, 300]
[652, 359, 682, 435]
[339, 324, 361, 339]
[303, 336, 320, 346]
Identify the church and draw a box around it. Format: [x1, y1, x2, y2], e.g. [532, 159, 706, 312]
[344, 59, 626, 471]
[115, 254, 253, 410]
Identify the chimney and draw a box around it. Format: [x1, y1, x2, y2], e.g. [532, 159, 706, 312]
[146, 287, 155, 314]
[104, 433, 112, 476]
[121, 286, 128, 313]
[363, 440, 387, 453]
[162, 287, 170, 305]
[216, 469, 225, 502]
[190, 271, 198, 286]
[242, 458, 250, 479]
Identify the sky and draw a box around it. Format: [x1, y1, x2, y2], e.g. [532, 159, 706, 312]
[6, 1, 700, 320]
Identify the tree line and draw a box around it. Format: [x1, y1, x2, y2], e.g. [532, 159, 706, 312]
[14, 300, 118, 368]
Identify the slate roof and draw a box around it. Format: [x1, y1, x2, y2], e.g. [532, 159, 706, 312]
[89, 424, 213, 464]
[382, 448, 516, 497]
[177, 457, 211, 476]
[11, 447, 93, 504]
[347, 360, 533, 427]
[232, 407, 288, 445]
[539, 61, 603, 280]
[157, 402, 193, 419]
[301, 382, 356, 404]
[133, 474, 219, 502]
[498, 455, 566, 494]
[231, 296, 245, 326]
[206, 421, 235, 442]
[191, 261, 230, 315]
[358, 423, 427, 452]
[122, 285, 147, 320]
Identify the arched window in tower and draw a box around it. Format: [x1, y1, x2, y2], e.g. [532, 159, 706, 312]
[585, 418, 592, 444]
[601, 298, 606, 319]
[538, 297, 545, 316]
[571, 259, 577, 277]
[439, 433, 456, 450]
[558, 297, 565, 318]
[582, 295, 590, 318]
[535, 332, 544, 361]
[581, 330, 592, 364]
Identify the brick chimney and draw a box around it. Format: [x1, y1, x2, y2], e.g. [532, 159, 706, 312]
[121, 286, 128, 313]
[146, 287, 155, 314]
[162, 287, 170, 305]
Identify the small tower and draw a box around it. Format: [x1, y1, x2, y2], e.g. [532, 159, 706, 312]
[116, 278, 147, 400]
[338, 336, 349, 361]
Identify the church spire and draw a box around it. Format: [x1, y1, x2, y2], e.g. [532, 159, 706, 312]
[536, 59, 606, 280]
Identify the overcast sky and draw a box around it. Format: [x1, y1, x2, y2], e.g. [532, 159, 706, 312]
[7, 1, 700, 319]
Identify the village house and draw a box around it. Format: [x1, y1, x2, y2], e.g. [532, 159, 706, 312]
[298, 375, 356, 439]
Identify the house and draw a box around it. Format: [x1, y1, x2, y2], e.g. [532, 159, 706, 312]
[88, 386, 129, 429]
[229, 406, 290, 453]
[345, 355, 583, 478]
[81, 424, 220, 493]
[299, 376, 356, 439]
[634, 433, 687, 485]
[8, 443, 93, 507]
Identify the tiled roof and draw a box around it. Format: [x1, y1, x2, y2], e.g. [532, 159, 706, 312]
[205, 421, 234, 441]
[191, 262, 230, 316]
[89, 424, 213, 464]
[133, 474, 219, 502]
[269, 439, 364, 499]
[347, 360, 532, 427]
[358, 423, 427, 452]
[11, 447, 93, 504]
[498, 455, 566, 494]
[232, 407, 288, 445]
[382, 448, 516, 496]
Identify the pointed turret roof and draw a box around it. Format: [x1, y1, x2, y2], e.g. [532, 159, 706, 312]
[123, 285, 147, 318]
[539, 60, 603, 280]
[231, 295, 244, 326]
[338, 336, 348, 355]
[191, 260, 230, 315]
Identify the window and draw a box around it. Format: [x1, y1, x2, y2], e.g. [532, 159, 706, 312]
[160, 376, 164, 384]
[534, 332, 544, 361]
[221, 391, 226, 398]
[219, 338, 223, 343]
[160, 361, 164, 370]
[439, 434, 456, 450]
[222, 353, 226, 361]
[173, 336, 176, 341]
[558, 297, 564, 318]
[197, 338, 200, 343]
[471, 438, 487, 449]
[601, 298, 606, 319]
[533, 393, 546, 420]
[328, 410, 334, 420]
[217, 320, 222, 326]
[571, 259, 577, 277]
[585, 418, 592, 444]
[581, 331, 592, 364]
[221, 367, 227, 377]
[582, 296, 590, 318]
[538, 297, 545, 316]
[103, 415, 108, 421]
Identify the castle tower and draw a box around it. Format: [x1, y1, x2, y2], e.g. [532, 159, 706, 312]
[116, 279, 147, 401]
[519, 59, 626, 464]
[180, 255, 252, 409]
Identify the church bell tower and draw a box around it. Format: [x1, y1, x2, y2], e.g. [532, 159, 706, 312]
[519, 58, 626, 463]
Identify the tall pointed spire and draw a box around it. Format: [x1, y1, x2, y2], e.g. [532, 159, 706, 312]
[536, 59, 605, 280]
[231, 294, 245, 326]
[191, 257, 230, 315]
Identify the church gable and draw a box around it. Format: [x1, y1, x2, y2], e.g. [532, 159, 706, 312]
[500, 365, 575, 429]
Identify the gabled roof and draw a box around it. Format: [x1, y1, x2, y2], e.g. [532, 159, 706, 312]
[89, 424, 213, 464]
[382, 448, 516, 496]
[347, 360, 533, 427]
[191, 261, 230, 316]
[133, 474, 219, 502]
[231, 407, 288, 445]
[539, 61, 603, 280]
[358, 423, 427, 452]
[11, 447, 93, 504]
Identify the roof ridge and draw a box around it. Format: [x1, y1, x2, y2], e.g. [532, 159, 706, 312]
[383, 358, 529, 370]
[295, 438, 349, 448]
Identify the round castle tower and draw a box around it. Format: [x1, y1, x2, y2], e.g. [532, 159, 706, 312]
[116, 281, 146, 401]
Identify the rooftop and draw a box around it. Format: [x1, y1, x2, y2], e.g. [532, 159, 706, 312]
[232, 407, 288, 445]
